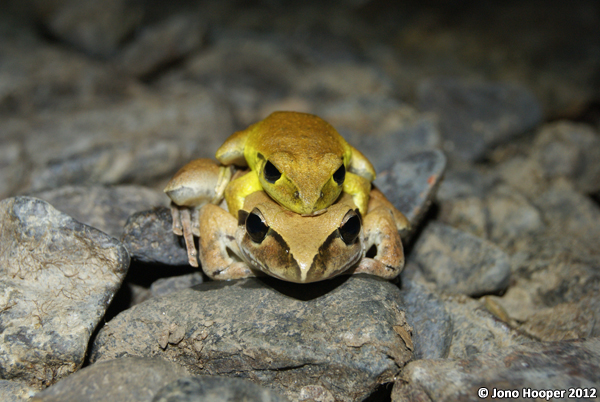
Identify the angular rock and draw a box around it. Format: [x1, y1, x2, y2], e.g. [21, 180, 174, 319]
[153, 376, 290, 402]
[392, 338, 600, 402]
[375, 150, 447, 238]
[0, 380, 37, 402]
[90, 276, 413, 402]
[0, 40, 136, 116]
[32, 357, 191, 402]
[33, 0, 143, 57]
[498, 122, 600, 197]
[410, 222, 511, 296]
[117, 14, 205, 78]
[397, 275, 452, 359]
[20, 92, 232, 193]
[320, 97, 441, 173]
[32, 185, 167, 239]
[151, 273, 204, 298]
[0, 140, 27, 199]
[296, 63, 395, 99]
[122, 207, 189, 266]
[0, 197, 129, 388]
[441, 295, 532, 359]
[418, 78, 542, 162]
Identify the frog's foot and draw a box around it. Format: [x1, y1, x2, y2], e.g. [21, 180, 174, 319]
[198, 204, 256, 280]
[164, 158, 233, 267]
[357, 205, 405, 279]
[170, 203, 199, 267]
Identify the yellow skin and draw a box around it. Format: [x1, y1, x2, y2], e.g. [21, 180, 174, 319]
[164, 159, 409, 282]
[216, 111, 376, 217]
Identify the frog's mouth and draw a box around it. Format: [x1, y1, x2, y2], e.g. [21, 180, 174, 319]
[301, 208, 328, 217]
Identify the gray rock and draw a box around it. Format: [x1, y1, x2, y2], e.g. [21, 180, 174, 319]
[32, 357, 191, 402]
[441, 295, 532, 359]
[122, 207, 189, 266]
[0, 197, 130, 388]
[153, 376, 290, 402]
[392, 338, 600, 402]
[18, 92, 232, 193]
[297, 63, 395, 99]
[0, 140, 27, 199]
[33, 0, 143, 57]
[398, 275, 452, 359]
[418, 78, 542, 162]
[117, 14, 206, 78]
[320, 97, 441, 173]
[32, 185, 167, 239]
[0, 39, 136, 116]
[498, 122, 600, 197]
[375, 150, 447, 237]
[0, 380, 37, 402]
[151, 273, 204, 298]
[90, 275, 413, 402]
[410, 222, 511, 296]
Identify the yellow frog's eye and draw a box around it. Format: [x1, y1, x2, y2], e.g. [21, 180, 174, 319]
[333, 164, 345, 185]
[263, 161, 282, 183]
[246, 209, 269, 243]
[339, 210, 361, 245]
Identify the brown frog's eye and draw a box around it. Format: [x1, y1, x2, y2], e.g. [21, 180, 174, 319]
[264, 161, 281, 183]
[333, 164, 345, 185]
[339, 211, 361, 245]
[246, 209, 269, 243]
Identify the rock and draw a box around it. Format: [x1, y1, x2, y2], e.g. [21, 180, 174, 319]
[32, 357, 191, 402]
[375, 150, 447, 237]
[417, 78, 542, 162]
[153, 376, 290, 402]
[441, 294, 532, 359]
[498, 122, 600, 197]
[296, 63, 395, 99]
[122, 207, 189, 266]
[151, 273, 204, 298]
[0, 40, 136, 116]
[33, 0, 143, 57]
[0, 140, 27, 199]
[16, 92, 232, 193]
[410, 222, 511, 296]
[0, 197, 130, 388]
[398, 276, 452, 359]
[90, 275, 413, 402]
[117, 14, 205, 78]
[0, 380, 37, 402]
[319, 97, 441, 173]
[392, 338, 600, 402]
[32, 185, 167, 239]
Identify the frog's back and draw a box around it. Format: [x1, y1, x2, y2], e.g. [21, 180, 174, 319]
[247, 111, 348, 159]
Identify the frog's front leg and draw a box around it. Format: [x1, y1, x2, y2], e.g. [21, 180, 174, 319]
[164, 158, 232, 267]
[198, 204, 255, 280]
[354, 188, 408, 279]
[343, 172, 372, 217]
[223, 170, 263, 218]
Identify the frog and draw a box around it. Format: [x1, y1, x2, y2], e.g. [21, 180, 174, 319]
[215, 111, 376, 217]
[164, 158, 409, 283]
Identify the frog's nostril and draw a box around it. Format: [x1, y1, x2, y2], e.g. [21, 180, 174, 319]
[294, 191, 300, 199]
[320, 192, 324, 199]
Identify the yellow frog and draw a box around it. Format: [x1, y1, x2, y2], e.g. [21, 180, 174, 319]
[215, 111, 376, 217]
[165, 159, 408, 282]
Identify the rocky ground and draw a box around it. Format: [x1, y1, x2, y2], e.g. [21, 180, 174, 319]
[0, 0, 599, 401]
